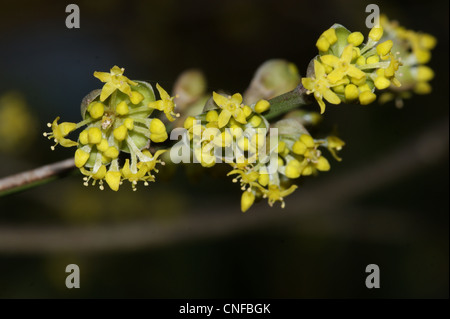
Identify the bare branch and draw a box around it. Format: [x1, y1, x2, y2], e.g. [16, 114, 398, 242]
[0, 158, 75, 197]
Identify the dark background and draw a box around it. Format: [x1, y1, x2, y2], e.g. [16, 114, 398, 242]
[0, 0, 448, 298]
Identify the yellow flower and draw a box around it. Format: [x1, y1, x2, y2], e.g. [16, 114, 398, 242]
[47, 66, 168, 191]
[302, 60, 342, 113]
[80, 165, 107, 190]
[44, 117, 78, 149]
[121, 159, 151, 191]
[213, 92, 247, 128]
[148, 83, 180, 122]
[93, 66, 138, 101]
[320, 44, 366, 84]
[326, 136, 345, 161]
[228, 168, 260, 190]
[263, 184, 298, 208]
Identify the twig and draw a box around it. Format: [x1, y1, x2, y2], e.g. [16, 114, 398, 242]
[0, 158, 75, 197]
[0, 118, 447, 253]
[264, 84, 311, 120]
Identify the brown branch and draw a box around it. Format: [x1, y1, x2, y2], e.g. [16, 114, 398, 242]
[0, 118, 447, 253]
[0, 158, 75, 196]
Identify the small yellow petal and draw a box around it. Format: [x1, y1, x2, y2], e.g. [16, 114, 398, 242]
[254, 100, 270, 113]
[218, 110, 232, 128]
[149, 118, 166, 135]
[206, 110, 219, 122]
[97, 139, 109, 152]
[113, 125, 128, 141]
[316, 156, 330, 171]
[104, 146, 119, 159]
[105, 171, 121, 191]
[374, 76, 391, 90]
[300, 134, 315, 148]
[316, 36, 330, 52]
[74, 149, 90, 168]
[116, 101, 129, 115]
[88, 127, 102, 144]
[359, 91, 377, 105]
[241, 191, 255, 212]
[89, 102, 105, 119]
[376, 40, 393, 57]
[130, 91, 144, 105]
[344, 84, 359, 101]
[79, 130, 89, 145]
[369, 27, 383, 41]
[347, 32, 364, 46]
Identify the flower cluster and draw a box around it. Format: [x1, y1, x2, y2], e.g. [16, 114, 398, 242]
[378, 15, 436, 107]
[183, 92, 345, 212]
[303, 24, 402, 113]
[232, 118, 344, 212]
[183, 92, 270, 167]
[44, 66, 177, 191]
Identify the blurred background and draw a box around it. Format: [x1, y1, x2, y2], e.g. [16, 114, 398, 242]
[0, 0, 448, 298]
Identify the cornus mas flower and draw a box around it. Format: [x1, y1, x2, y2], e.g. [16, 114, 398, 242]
[377, 15, 437, 107]
[302, 24, 402, 113]
[94, 65, 138, 101]
[232, 118, 343, 212]
[183, 92, 270, 168]
[45, 66, 176, 191]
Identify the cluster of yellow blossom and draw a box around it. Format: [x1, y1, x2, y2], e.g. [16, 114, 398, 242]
[183, 93, 344, 212]
[303, 24, 402, 113]
[378, 15, 436, 107]
[234, 119, 344, 212]
[183, 92, 270, 167]
[44, 66, 177, 191]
